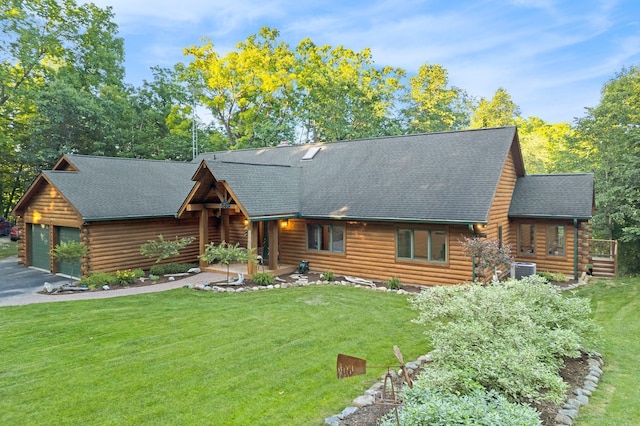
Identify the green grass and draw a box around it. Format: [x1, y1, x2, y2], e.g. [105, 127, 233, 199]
[0, 286, 429, 425]
[0, 239, 18, 258]
[572, 277, 640, 425]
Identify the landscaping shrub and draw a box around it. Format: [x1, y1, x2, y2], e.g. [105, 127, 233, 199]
[115, 269, 138, 285]
[252, 272, 275, 286]
[537, 271, 569, 282]
[410, 275, 601, 404]
[322, 270, 335, 282]
[149, 263, 197, 275]
[386, 276, 402, 290]
[381, 383, 541, 426]
[79, 272, 118, 289]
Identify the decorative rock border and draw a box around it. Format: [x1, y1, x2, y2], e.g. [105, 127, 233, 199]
[325, 350, 604, 426]
[555, 352, 604, 426]
[184, 274, 418, 295]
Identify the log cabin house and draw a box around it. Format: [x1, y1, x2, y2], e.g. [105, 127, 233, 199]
[12, 126, 594, 286]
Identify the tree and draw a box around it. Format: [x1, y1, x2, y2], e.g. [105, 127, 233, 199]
[461, 237, 513, 284]
[140, 234, 195, 264]
[199, 241, 256, 283]
[402, 63, 473, 133]
[294, 39, 404, 142]
[0, 0, 125, 215]
[184, 27, 297, 149]
[564, 66, 640, 274]
[51, 240, 87, 279]
[516, 116, 572, 174]
[469, 88, 520, 129]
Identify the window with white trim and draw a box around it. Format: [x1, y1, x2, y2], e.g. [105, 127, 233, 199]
[396, 228, 447, 262]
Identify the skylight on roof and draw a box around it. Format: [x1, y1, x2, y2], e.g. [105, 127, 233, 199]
[301, 146, 321, 160]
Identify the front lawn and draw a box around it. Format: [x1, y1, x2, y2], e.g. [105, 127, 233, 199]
[0, 286, 428, 425]
[572, 277, 640, 425]
[0, 239, 18, 258]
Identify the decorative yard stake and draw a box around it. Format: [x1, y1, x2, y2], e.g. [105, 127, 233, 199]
[336, 346, 413, 425]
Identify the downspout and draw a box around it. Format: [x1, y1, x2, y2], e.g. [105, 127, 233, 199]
[469, 224, 476, 283]
[574, 219, 579, 280]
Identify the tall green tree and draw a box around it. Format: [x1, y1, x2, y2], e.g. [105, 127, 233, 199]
[469, 88, 520, 129]
[184, 27, 297, 149]
[563, 66, 640, 273]
[294, 40, 404, 142]
[516, 116, 572, 174]
[402, 63, 473, 133]
[0, 0, 125, 216]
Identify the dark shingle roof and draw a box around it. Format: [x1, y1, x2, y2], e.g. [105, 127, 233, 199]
[509, 174, 594, 219]
[197, 127, 520, 223]
[44, 155, 197, 221]
[204, 161, 301, 217]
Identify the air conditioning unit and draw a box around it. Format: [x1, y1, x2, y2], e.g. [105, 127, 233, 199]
[511, 262, 537, 279]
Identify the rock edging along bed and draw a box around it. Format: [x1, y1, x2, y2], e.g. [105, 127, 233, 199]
[323, 351, 604, 426]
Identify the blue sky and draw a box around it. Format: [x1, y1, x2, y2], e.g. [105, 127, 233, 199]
[90, 0, 640, 124]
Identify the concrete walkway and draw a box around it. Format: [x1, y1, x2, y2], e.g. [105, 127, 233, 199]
[0, 272, 229, 307]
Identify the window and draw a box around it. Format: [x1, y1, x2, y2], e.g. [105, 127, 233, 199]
[307, 224, 344, 253]
[396, 228, 447, 262]
[547, 225, 565, 256]
[518, 224, 535, 254]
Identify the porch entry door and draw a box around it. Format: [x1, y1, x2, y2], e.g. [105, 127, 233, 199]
[56, 227, 81, 277]
[30, 224, 50, 270]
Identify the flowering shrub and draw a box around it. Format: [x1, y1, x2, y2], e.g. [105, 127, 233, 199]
[115, 269, 138, 286]
[410, 275, 601, 404]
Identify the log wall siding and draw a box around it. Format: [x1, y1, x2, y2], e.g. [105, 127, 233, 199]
[18, 181, 83, 268]
[21, 181, 82, 227]
[485, 150, 518, 244]
[509, 218, 579, 276]
[279, 219, 473, 286]
[85, 216, 201, 273]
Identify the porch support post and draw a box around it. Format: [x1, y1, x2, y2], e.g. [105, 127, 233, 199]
[198, 208, 209, 268]
[268, 220, 280, 270]
[247, 221, 258, 275]
[221, 210, 229, 242]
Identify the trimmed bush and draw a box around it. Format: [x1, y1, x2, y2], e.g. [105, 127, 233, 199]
[410, 275, 601, 404]
[79, 272, 118, 289]
[322, 270, 335, 282]
[252, 272, 275, 286]
[537, 271, 569, 282]
[386, 276, 401, 290]
[149, 263, 197, 276]
[381, 383, 541, 426]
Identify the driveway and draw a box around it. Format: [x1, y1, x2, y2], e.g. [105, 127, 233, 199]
[0, 255, 69, 299]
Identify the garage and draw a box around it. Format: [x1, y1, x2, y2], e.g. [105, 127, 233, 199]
[30, 224, 50, 271]
[55, 227, 81, 277]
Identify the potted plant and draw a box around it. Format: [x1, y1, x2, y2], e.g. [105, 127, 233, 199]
[586, 263, 593, 275]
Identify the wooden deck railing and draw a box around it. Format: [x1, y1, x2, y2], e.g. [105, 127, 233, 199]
[591, 239, 618, 259]
[591, 239, 618, 277]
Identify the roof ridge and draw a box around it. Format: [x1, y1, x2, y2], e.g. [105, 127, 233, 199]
[217, 160, 294, 168]
[198, 126, 518, 156]
[66, 154, 191, 165]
